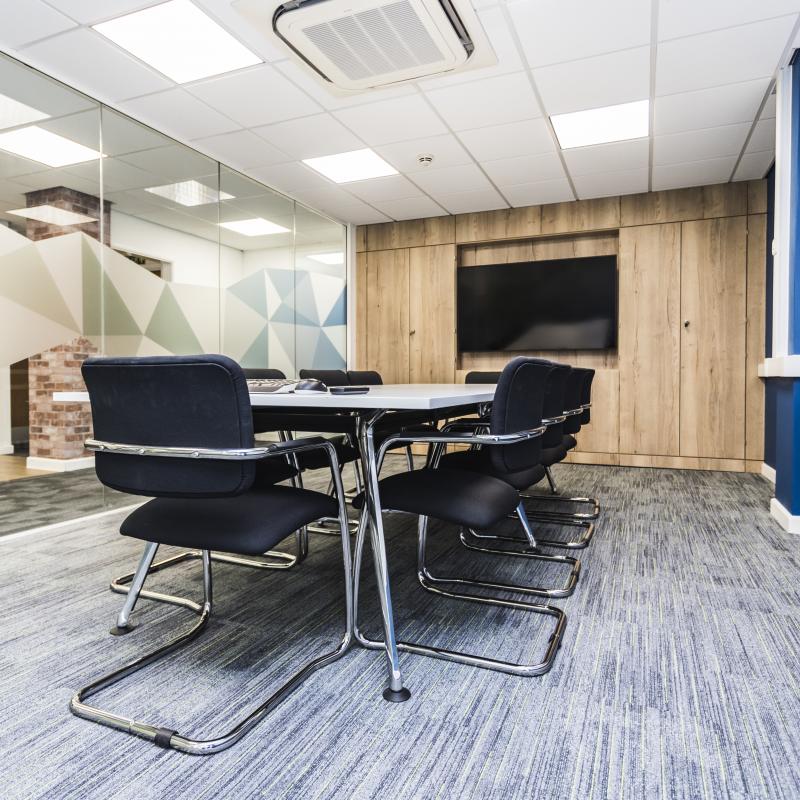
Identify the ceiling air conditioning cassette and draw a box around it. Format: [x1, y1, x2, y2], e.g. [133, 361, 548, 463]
[234, 0, 495, 92]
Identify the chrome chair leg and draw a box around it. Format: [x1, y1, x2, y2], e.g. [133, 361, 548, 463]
[111, 541, 159, 635]
[72, 505, 354, 755]
[463, 515, 595, 551]
[405, 446, 414, 472]
[352, 511, 566, 678]
[422, 503, 580, 599]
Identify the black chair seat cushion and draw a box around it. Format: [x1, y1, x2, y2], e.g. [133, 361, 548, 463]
[563, 434, 577, 451]
[439, 448, 545, 491]
[540, 444, 568, 467]
[294, 436, 359, 470]
[353, 468, 519, 530]
[121, 486, 337, 555]
[253, 457, 298, 486]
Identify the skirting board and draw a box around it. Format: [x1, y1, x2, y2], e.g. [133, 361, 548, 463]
[0, 444, 13, 455]
[761, 463, 776, 483]
[26, 455, 95, 472]
[771, 498, 800, 534]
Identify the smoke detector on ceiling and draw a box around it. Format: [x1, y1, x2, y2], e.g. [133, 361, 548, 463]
[233, 0, 496, 93]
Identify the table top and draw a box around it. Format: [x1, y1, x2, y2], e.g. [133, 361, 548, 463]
[53, 383, 496, 411]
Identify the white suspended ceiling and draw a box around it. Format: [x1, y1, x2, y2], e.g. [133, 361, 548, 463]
[0, 0, 795, 225]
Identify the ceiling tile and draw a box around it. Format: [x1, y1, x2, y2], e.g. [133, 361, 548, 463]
[411, 163, 492, 194]
[499, 179, 573, 206]
[22, 28, 172, 102]
[370, 196, 448, 220]
[418, 7, 523, 89]
[345, 175, 423, 203]
[0, 56, 98, 116]
[248, 161, 334, 195]
[273, 60, 418, 111]
[533, 47, 650, 116]
[121, 88, 239, 141]
[734, 150, 775, 181]
[761, 91, 777, 119]
[747, 118, 776, 152]
[192, 0, 285, 62]
[654, 123, 750, 165]
[658, 0, 800, 41]
[118, 144, 218, 181]
[562, 138, 649, 176]
[333, 95, 448, 146]
[0, 1, 76, 48]
[508, 0, 651, 68]
[252, 114, 363, 160]
[652, 156, 737, 190]
[375, 134, 473, 173]
[572, 169, 648, 199]
[654, 79, 771, 136]
[656, 16, 797, 96]
[40, 0, 157, 24]
[425, 72, 541, 130]
[459, 118, 555, 161]
[193, 129, 289, 170]
[434, 187, 508, 214]
[481, 152, 564, 186]
[187, 65, 319, 128]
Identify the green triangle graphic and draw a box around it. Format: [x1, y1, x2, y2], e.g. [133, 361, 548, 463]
[82, 236, 102, 336]
[102, 272, 141, 336]
[145, 286, 203, 354]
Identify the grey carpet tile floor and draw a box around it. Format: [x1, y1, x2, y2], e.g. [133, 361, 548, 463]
[0, 469, 135, 536]
[1, 463, 798, 800]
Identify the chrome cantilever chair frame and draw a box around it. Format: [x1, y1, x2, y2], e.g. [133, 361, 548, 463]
[352, 426, 567, 678]
[438, 415, 596, 552]
[70, 437, 353, 756]
[109, 434, 309, 627]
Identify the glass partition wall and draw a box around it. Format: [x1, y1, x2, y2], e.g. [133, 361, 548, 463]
[0, 53, 346, 532]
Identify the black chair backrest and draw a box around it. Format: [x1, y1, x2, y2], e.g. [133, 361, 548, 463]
[538, 363, 569, 447]
[83, 355, 256, 499]
[242, 368, 286, 380]
[298, 369, 349, 386]
[577, 368, 595, 424]
[488, 357, 554, 474]
[465, 371, 502, 384]
[347, 370, 382, 385]
[563, 367, 585, 435]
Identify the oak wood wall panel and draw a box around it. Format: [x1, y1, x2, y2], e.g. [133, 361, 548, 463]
[356, 179, 768, 473]
[618, 223, 681, 455]
[746, 214, 767, 460]
[365, 249, 410, 384]
[679, 217, 747, 459]
[409, 244, 456, 383]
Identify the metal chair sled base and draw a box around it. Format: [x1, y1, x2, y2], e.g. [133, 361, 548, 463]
[73, 539, 353, 755]
[520, 466, 600, 522]
[467, 514, 595, 552]
[352, 513, 567, 680]
[109, 532, 308, 635]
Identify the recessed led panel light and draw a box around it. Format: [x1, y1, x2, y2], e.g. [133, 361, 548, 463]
[0, 94, 49, 131]
[219, 218, 290, 236]
[551, 100, 649, 149]
[8, 205, 96, 226]
[0, 126, 102, 167]
[308, 252, 344, 265]
[145, 180, 234, 206]
[93, 0, 262, 84]
[303, 149, 398, 183]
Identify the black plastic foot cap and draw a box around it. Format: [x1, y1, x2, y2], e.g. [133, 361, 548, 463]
[109, 623, 136, 636]
[383, 687, 411, 703]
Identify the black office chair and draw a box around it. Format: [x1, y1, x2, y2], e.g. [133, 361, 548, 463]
[352, 357, 569, 677]
[299, 368, 349, 386]
[70, 355, 353, 755]
[242, 368, 287, 380]
[458, 364, 596, 550]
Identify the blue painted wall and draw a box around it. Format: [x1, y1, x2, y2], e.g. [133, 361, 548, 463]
[775, 379, 800, 513]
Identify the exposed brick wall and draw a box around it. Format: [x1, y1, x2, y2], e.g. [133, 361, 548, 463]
[23, 186, 111, 245]
[28, 338, 98, 460]
[26, 186, 109, 461]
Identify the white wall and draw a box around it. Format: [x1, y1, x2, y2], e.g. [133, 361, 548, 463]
[110, 211, 244, 287]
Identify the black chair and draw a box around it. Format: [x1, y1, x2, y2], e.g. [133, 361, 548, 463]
[352, 357, 569, 677]
[299, 368, 349, 386]
[70, 355, 353, 755]
[242, 368, 286, 380]
[457, 364, 596, 550]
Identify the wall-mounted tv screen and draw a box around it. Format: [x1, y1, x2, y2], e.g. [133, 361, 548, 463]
[457, 255, 618, 352]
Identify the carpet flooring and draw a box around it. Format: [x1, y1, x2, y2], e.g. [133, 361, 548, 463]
[1, 463, 797, 800]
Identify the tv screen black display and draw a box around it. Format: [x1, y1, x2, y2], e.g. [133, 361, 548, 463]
[457, 255, 617, 351]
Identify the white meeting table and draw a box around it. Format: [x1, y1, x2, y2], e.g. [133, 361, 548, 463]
[55, 383, 498, 701]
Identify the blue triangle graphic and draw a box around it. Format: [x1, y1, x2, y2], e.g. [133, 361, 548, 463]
[266, 268, 295, 302]
[313, 329, 346, 369]
[323, 289, 346, 327]
[229, 272, 268, 318]
[240, 327, 269, 368]
[271, 303, 296, 324]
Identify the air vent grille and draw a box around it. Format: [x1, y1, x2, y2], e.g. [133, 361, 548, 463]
[303, 0, 445, 81]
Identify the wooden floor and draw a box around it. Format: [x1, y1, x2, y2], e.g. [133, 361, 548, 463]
[0, 455, 47, 482]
